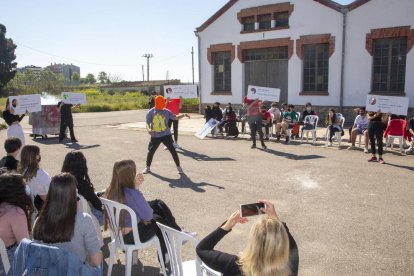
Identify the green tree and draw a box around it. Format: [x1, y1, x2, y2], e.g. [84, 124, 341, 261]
[98, 71, 107, 84]
[72, 72, 80, 82]
[0, 24, 17, 95]
[85, 73, 96, 84]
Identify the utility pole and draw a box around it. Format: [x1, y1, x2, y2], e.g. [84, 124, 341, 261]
[191, 46, 195, 84]
[142, 64, 144, 81]
[142, 54, 153, 82]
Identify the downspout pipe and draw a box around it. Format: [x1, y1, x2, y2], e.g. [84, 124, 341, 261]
[194, 30, 202, 114]
[339, 7, 348, 114]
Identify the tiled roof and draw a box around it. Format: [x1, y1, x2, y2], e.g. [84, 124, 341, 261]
[196, 0, 372, 32]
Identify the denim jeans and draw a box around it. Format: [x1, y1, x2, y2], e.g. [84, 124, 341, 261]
[0, 244, 17, 275]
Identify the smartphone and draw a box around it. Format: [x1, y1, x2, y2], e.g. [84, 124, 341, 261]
[240, 202, 265, 217]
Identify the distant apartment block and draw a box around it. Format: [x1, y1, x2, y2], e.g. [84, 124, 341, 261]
[45, 63, 80, 82]
[18, 65, 42, 77]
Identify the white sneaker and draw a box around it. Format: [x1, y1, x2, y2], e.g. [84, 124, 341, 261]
[177, 166, 183, 174]
[173, 143, 181, 149]
[364, 147, 369, 153]
[142, 167, 151, 174]
[328, 142, 333, 147]
[163, 146, 168, 150]
[347, 145, 356, 150]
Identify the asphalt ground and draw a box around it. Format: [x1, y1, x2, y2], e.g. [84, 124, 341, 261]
[2, 110, 413, 276]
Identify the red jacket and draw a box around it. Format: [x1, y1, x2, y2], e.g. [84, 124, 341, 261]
[384, 119, 406, 138]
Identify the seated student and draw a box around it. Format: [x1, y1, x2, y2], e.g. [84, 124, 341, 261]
[261, 105, 272, 140]
[33, 173, 102, 269]
[196, 200, 299, 276]
[326, 108, 344, 146]
[0, 137, 22, 171]
[223, 106, 239, 138]
[104, 160, 195, 265]
[280, 103, 287, 115]
[275, 104, 298, 142]
[237, 103, 248, 134]
[349, 108, 361, 137]
[0, 173, 33, 274]
[348, 107, 369, 151]
[61, 151, 104, 225]
[300, 102, 317, 135]
[407, 117, 414, 153]
[268, 102, 281, 125]
[18, 145, 51, 212]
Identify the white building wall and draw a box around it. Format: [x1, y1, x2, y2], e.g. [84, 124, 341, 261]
[199, 0, 344, 105]
[344, 0, 414, 107]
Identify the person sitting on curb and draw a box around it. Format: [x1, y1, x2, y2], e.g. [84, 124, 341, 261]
[348, 107, 369, 152]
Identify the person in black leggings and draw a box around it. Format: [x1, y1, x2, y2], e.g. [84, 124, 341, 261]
[367, 111, 389, 164]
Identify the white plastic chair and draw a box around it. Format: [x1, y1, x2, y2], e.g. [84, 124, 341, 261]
[156, 222, 222, 276]
[385, 136, 404, 152]
[326, 114, 345, 146]
[101, 198, 167, 276]
[301, 115, 319, 144]
[78, 195, 103, 248]
[0, 238, 10, 274]
[286, 112, 301, 143]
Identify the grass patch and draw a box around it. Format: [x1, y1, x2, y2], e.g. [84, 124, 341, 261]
[0, 89, 199, 113]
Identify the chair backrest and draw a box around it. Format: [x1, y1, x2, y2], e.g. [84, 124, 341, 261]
[295, 112, 301, 123]
[0, 238, 10, 274]
[78, 195, 104, 247]
[303, 115, 319, 127]
[156, 222, 202, 276]
[387, 119, 406, 136]
[101, 198, 141, 249]
[337, 113, 345, 127]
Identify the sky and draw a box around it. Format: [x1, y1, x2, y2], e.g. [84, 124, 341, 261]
[1, 0, 353, 83]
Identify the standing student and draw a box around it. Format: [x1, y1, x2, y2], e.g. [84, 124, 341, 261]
[2, 99, 26, 149]
[148, 91, 157, 109]
[0, 137, 22, 171]
[143, 96, 186, 174]
[244, 96, 266, 149]
[57, 101, 79, 143]
[165, 97, 190, 149]
[367, 111, 389, 164]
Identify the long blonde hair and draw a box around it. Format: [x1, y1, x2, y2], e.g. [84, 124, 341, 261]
[104, 160, 137, 229]
[238, 218, 290, 276]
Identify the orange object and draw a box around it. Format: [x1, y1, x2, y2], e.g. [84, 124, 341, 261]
[154, 96, 165, 110]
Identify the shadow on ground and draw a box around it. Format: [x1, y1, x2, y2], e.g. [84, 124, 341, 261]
[31, 137, 101, 150]
[151, 172, 225, 192]
[258, 147, 325, 160]
[177, 148, 235, 162]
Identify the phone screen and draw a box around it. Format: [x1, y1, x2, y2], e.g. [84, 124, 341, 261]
[240, 202, 265, 217]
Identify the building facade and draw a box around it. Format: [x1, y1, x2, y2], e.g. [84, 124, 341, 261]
[195, 0, 414, 118]
[45, 63, 80, 83]
[18, 65, 42, 77]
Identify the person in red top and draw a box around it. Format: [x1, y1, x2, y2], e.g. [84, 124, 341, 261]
[261, 105, 272, 140]
[244, 96, 266, 149]
[165, 97, 190, 149]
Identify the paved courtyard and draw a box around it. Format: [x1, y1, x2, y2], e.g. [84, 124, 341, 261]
[2, 110, 413, 276]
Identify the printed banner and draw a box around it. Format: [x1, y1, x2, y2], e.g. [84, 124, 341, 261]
[365, 95, 409, 116]
[164, 85, 198, 99]
[247, 85, 280, 102]
[8, 94, 41, 115]
[195, 118, 219, 139]
[61, 92, 87, 105]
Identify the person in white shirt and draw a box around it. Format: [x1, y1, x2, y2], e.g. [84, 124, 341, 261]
[268, 103, 281, 137]
[348, 107, 369, 151]
[18, 145, 51, 211]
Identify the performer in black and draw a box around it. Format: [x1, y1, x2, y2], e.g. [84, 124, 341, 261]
[57, 101, 79, 143]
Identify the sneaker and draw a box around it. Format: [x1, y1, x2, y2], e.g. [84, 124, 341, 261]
[251, 144, 256, 149]
[364, 147, 369, 153]
[347, 145, 356, 150]
[276, 134, 281, 142]
[143, 167, 151, 174]
[368, 156, 377, 162]
[174, 143, 181, 149]
[261, 144, 267, 149]
[285, 136, 290, 143]
[378, 158, 385, 164]
[164, 146, 168, 150]
[264, 137, 269, 141]
[177, 166, 184, 174]
[327, 142, 333, 147]
[71, 139, 78, 143]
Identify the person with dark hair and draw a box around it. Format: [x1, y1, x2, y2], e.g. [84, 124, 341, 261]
[32, 173, 102, 268]
[0, 173, 33, 273]
[367, 111, 389, 164]
[61, 151, 103, 225]
[238, 103, 248, 134]
[148, 91, 157, 109]
[18, 145, 51, 211]
[2, 99, 26, 150]
[211, 102, 224, 134]
[261, 105, 272, 140]
[244, 97, 266, 149]
[57, 101, 79, 143]
[348, 107, 369, 151]
[143, 96, 187, 174]
[276, 104, 298, 142]
[326, 108, 344, 146]
[223, 106, 239, 138]
[300, 102, 317, 137]
[0, 137, 22, 171]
